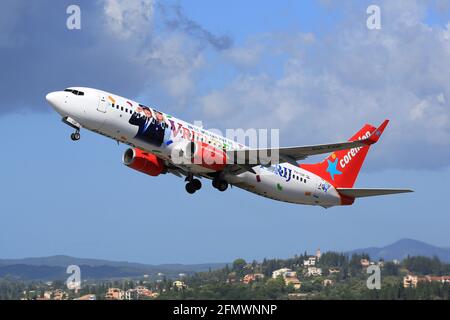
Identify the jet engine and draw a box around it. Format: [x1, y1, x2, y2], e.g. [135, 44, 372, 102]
[123, 148, 166, 177]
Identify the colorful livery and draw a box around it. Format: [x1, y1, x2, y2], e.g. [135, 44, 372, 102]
[46, 87, 412, 208]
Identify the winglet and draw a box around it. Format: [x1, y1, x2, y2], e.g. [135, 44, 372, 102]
[364, 119, 389, 145]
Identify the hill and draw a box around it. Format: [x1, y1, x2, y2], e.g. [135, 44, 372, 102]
[348, 239, 450, 262]
[2, 238, 450, 281]
[0, 255, 226, 281]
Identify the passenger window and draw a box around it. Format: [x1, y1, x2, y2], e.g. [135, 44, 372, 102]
[125, 108, 128, 113]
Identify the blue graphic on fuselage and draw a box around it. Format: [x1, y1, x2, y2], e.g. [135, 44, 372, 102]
[319, 182, 331, 193]
[261, 165, 301, 183]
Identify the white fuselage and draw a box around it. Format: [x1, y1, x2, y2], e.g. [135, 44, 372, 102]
[46, 87, 342, 207]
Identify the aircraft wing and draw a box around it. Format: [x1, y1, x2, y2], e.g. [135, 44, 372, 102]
[227, 120, 389, 168]
[336, 188, 414, 198]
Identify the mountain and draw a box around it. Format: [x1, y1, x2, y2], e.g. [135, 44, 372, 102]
[348, 239, 450, 262]
[0, 255, 150, 269]
[0, 255, 226, 281]
[0, 264, 145, 281]
[0, 255, 225, 271]
[2, 239, 449, 281]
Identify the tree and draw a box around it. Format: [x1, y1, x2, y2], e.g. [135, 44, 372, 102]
[403, 256, 442, 275]
[232, 259, 247, 276]
[383, 262, 400, 276]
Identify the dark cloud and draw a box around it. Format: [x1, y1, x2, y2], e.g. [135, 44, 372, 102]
[0, 0, 154, 114]
[158, 3, 233, 51]
[0, 0, 232, 115]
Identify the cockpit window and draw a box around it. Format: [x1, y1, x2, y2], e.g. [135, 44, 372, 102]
[64, 89, 84, 96]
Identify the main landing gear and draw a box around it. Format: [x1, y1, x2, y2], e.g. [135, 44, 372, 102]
[184, 175, 229, 194]
[212, 177, 228, 192]
[185, 177, 202, 194]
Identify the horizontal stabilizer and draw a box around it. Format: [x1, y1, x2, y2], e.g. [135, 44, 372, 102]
[336, 188, 414, 198]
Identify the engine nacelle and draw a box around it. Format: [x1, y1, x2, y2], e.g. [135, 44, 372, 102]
[170, 141, 227, 171]
[123, 148, 166, 177]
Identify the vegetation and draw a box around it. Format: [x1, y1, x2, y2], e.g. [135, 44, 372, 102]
[1, 254, 449, 300]
[157, 255, 450, 300]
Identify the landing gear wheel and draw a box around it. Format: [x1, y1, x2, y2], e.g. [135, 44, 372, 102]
[212, 178, 219, 189]
[71, 132, 80, 141]
[191, 179, 202, 191]
[217, 180, 228, 192]
[185, 183, 197, 194]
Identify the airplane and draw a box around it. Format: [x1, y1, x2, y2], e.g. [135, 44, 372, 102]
[46, 87, 413, 208]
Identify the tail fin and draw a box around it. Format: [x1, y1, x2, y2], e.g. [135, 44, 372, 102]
[300, 120, 389, 188]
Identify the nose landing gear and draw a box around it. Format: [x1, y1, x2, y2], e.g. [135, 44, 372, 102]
[62, 117, 82, 142]
[70, 130, 81, 141]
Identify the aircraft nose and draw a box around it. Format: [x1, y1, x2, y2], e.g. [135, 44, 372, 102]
[45, 91, 67, 116]
[45, 92, 58, 107]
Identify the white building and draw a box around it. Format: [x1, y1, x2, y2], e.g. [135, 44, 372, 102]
[285, 271, 298, 278]
[43, 291, 52, 300]
[306, 267, 323, 277]
[105, 288, 124, 300]
[272, 268, 292, 279]
[285, 277, 302, 290]
[303, 257, 316, 267]
[323, 279, 335, 287]
[173, 281, 187, 290]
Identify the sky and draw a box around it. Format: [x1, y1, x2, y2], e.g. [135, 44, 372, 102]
[1, 0, 450, 264]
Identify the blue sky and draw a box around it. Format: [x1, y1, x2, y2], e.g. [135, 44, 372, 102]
[1, 0, 450, 264]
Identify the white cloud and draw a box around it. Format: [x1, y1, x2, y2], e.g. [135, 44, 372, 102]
[101, 1, 207, 108]
[103, 0, 154, 39]
[2, 0, 449, 170]
[142, 34, 205, 107]
[0, 1, 220, 113]
[443, 22, 450, 40]
[198, 0, 450, 170]
[224, 45, 262, 70]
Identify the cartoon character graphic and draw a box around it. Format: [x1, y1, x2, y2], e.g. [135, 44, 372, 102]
[128, 105, 168, 147]
[319, 182, 331, 193]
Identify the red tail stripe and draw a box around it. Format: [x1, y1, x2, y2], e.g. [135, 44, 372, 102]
[300, 120, 389, 188]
